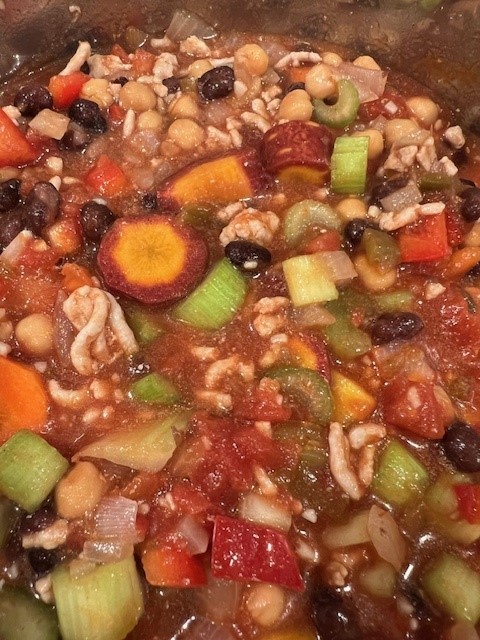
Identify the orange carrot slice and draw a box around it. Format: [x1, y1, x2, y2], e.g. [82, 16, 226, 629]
[0, 356, 49, 443]
[98, 215, 208, 304]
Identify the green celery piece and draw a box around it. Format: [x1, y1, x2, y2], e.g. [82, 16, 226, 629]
[283, 254, 338, 307]
[0, 431, 69, 513]
[331, 135, 369, 195]
[75, 410, 190, 472]
[173, 258, 247, 330]
[421, 554, 480, 624]
[419, 0, 442, 10]
[267, 366, 333, 425]
[0, 497, 16, 549]
[129, 372, 181, 405]
[52, 556, 144, 640]
[374, 290, 413, 312]
[372, 440, 429, 506]
[0, 586, 59, 640]
[361, 228, 401, 271]
[323, 294, 372, 361]
[125, 308, 163, 346]
[418, 172, 453, 192]
[283, 199, 341, 247]
[313, 79, 360, 129]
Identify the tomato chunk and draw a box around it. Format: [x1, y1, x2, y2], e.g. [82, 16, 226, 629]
[398, 212, 451, 263]
[85, 154, 129, 197]
[142, 545, 207, 587]
[211, 515, 304, 590]
[233, 387, 292, 422]
[48, 71, 89, 109]
[454, 484, 480, 524]
[0, 110, 38, 167]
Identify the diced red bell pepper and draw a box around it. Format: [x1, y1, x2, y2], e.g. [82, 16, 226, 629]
[48, 71, 89, 110]
[303, 230, 342, 253]
[211, 515, 304, 590]
[233, 387, 292, 422]
[142, 545, 207, 587]
[398, 212, 451, 263]
[454, 484, 480, 524]
[0, 110, 38, 167]
[85, 154, 129, 197]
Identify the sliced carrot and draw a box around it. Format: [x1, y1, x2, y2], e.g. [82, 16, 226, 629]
[0, 110, 38, 168]
[48, 71, 89, 110]
[286, 65, 312, 84]
[0, 356, 49, 443]
[131, 48, 155, 76]
[443, 246, 480, 279]
[142, 546, 206, 587]
[61, 263, 95, 292]
[85, 154, 130, 198]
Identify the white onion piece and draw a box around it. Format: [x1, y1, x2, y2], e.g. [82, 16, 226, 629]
[175, 515, 210, 555]
[82, 540, 134, 563]
[197, 575, 242, 622]
[182, 618, 236, 640]
[380, 183, 423, 212]
[323, 510, 371, 549]
[0, 230, 35, 266]
[334, 62, 387, 103]
[293, 303, 336, 328]
[29, 109, 70, 140]
[263, 67, 281, 86]
[320, 251, 358, 285]
[165, 9, 217, 41]
[448, 621, 480, 640]
[93, 496, 139, 543]
[367, 505, 406, 571]
[239, 493, 292, 532]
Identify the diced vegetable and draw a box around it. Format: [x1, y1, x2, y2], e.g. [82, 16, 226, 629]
[85, 154, 129, 198]
[359, 561, 396, 599]
[418, 172, 453, 192]
[322, 509, 370, 549]
[283, 254, 338, 307]
[331, 370, 376, 423]
[0, 586, 59, 640]
[288, 333, 330, 379]
[0, 497, 16, 549]
[361, 228, 401, 272]
[374, 290, 413, 312]
[239, 492, 292, 532]
[372, 440, 429, 506]
[398, 211, 451, 262]
[0, 430, 69, 512]
[282, 199, 341, 248]
[443, 247, 480, 279]
[129, 372, 181, 405]
[330, 135, 369, 195]
[125, 307, 164, 345]
[233, 387, 292, 422]
[52, 555, 144, 640]
[313, 79, 360, 129]
[454, 484, 480, 524]
[367, 505, 406, 571]
[173, 258, 247, 330]
[211, 515, 304, 590]
[74, 410, 190, 472]
[142, 545, 207, 587]
[0, 110, 38, 168]
[323, 296, 372, 361]
[421, 553, 480, 624]
[48, 72, 89, 109]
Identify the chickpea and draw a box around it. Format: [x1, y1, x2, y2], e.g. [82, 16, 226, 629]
[354, 254, 397, 292]
[119, 81, 157, 112]
[167, 118, 205, 150]
[383, 118, 420, 148]
[465, 220, 480, 247]
[336, 197, 367, 222]
[353, 128, 384, 160]
[136, 109, 163, 131]
[406, 96, 440, 127]
[80, 78, 114, 109]
[15, 313, 53, 356]
[168, 93, 201, 120]
[245, 583, 286, 627]
[322, 51, 343, 67]
[234, 44, 269, 77]
[276, 89, 313, 122]
[55, 461, 107, 520]
[353, 55, 381, 71]
[188, 59, 214, 79]
[305, 63, 337, 100]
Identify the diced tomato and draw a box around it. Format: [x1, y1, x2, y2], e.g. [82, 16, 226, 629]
[131, 48, 156, 76]
[398, 212, 451, 263]
[382, 376, 447, 439]
[454, 484, 480, 524]
[111, 43, 129, 63]
[85, 154, 129, 197]
[211, 515, 304, 590]
[444, 204, 466, 248]
[0, 110, 38, 168]
[358, 92, 409, 121]
[48, 72, 89, 110]
[427, 286, 480, 352]
[61, 263, 95, 293]
[170, 484, 212, 516]
[108, 103, 125, 124]
[303, 230, 341, 253]
[135, 513, 150, 541]
[142, 544, 207, 587]
[233, 387, 293, 422]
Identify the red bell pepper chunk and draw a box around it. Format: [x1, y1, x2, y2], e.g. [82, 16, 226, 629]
[398, 212, 451, 263]
[48, 71, 89, 110]
[211, 515, 304, 591]
[0, 110, 38, 168]
[85, 154, 129, 197]
[454, 484, 480, 524]
[142, 545, 207, 587]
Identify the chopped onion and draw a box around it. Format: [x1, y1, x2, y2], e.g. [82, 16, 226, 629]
[239, 493, 292, 532]
[93, 496, 139, 543]
[197, 575, 241, 622]
[448, 621, 480, 640]
[165, 9, 217, 41]
[323, 510, 371, 549]
[181, 618, 236, 640]
[29, 109, 70, 140]
[174, 515, 210, 555]
[335, 62, 387, 103]
[0, 230, 34, 266]
[380, 182, 423, 212]
[367, 505, 406, 572]
[320, 251, 358, 285]
[293, 303, 336, 327]
[373, 343, 435, 382]
[82, 540, 134, 563]
[263, 67, 281, 86]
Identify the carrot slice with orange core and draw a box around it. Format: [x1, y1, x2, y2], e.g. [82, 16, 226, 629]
[98, 215, 208, 304]
[0, 356, 49, 443]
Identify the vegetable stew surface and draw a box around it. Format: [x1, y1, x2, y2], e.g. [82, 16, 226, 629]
[1, 15, 480, 640]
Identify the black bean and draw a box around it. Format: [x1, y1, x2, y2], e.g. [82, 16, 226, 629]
[80, 61, 90, 75]
[24, 182, 60, 233]
[286, 82, 306, 92]
[343, 218, 378, 245]
[369, 312, 424, 345]
[225, 240, 272, 274]
[369, 177, 409, 208]
[68, 99, 107, 133]
[0, 179, 21, 213]
[20, 506, 56, 535]
[198, 66, 234, 101]
[162, 76, 181, 94]
[13, 84, 53, 117]
[467, 261, 480, 278]
[141, 193, 158, 210]
[112, 76, 129, 87]
[27, 548, 59, 576]
[80, 200, 115, 241]
[460, 177, 477, 188]
[460, 187, 480, 222]
[0, 211, 28, 249]
[442, 421, 480, 472]
[59, 122, 91, 151]
[310, 586, 362, 640]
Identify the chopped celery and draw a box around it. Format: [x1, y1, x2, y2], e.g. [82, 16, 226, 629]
[283, 254, 338, 307]
[125, 308, 163, 346]
[180, 205, 217, 229]
[323, 295, 372, 361]
[282, 199, 341, 247]
[418, 172, 453, 192]
[331, 136, 369, 195]
[129, 372, 181, 405]
[322, 510, 371, 549]
[173, 258, 247, 330]
[267, 366, 333, 425]
[52, 555, 144, 640]
[0, 586, 59, 640]
[75, 410, 190, 472]
[374, 290, 413, 312]
[312, 79, 360, 129]
[372, 440, 429, 506]
[421, 553, 480, 624]
[0, 497, 16, 548]
[359, 561, 396, 599]
[361, 228, 401, 272]
[0, 431, 69, 513]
